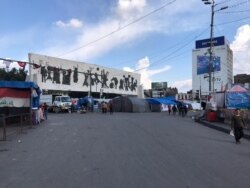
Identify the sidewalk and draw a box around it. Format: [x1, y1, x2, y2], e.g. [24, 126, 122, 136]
[187, 110, 250, 140]
[197, 119, 250, 140]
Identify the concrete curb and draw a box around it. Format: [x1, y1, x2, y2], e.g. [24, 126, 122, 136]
[197, 120, 250, 140]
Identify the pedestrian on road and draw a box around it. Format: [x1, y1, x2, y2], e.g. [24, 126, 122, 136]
[231, 109, 246, 144]
[172, 105, 177, 116]
[43, 103, 48, 120]
[168, 105, 171, 115]
[109, 102, 113, 114]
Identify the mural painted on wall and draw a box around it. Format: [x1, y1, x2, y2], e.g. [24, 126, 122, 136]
[39, 64, 138, 92]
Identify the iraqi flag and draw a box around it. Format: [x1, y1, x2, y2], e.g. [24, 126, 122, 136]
[17, 61, 27, 70]
[0, 88, 31, 114]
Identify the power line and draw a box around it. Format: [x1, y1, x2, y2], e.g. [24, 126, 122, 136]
[217, 10, 250, 14]
[215, 16, 250, 26]
[56, 0, 177, 58]
[107, 28, 209, 70]
[226, 0, 250, 9]
[134, 27, 209, 72]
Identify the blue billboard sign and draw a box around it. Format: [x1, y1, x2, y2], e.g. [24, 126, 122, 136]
[196, 36, 225, 49]
[226, 91, 250, 109]
[197, 55, 221, 75]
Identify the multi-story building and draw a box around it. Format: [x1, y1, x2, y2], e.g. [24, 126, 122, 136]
[192, 36, 233, 95]
[28, 53, 142, 98]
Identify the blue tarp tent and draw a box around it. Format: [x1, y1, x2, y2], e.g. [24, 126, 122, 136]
[225, 91, 250, 109]
[145, 97, 177, 105]
[145, 97, 177, 112]
[225, 84, 250, 109]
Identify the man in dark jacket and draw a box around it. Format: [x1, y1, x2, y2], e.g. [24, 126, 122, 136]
[231, 109, 246, 144]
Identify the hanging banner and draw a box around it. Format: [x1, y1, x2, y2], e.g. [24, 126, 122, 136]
[225, 91, 250, 109]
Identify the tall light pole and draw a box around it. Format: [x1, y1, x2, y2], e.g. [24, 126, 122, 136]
[88, 67, 94, 97]
[202, 0, 228, 94]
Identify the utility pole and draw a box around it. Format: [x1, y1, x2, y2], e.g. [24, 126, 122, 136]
[88, 67, 94, 97]
[202, 0, 228, 94]
[208, 0, 215, 94]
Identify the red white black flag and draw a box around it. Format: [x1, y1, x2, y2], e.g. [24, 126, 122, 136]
[17, 61, 27, 69]
[32, 63, 41, 69]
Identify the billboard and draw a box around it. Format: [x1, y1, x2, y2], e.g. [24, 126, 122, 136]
[225, 91, 250, 109]
[197, 55, 221, 75]
[151, 82, 168, 90]
[195, 36, 225, 49]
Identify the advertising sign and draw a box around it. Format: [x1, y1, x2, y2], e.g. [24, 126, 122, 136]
[226, 91, 250, 109]
[195, 36, 225, 49]
[197, 55, 221, 75]
[151, 82, 168, 90]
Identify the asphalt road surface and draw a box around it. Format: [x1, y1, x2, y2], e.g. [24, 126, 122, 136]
[0, 112, 250, 188]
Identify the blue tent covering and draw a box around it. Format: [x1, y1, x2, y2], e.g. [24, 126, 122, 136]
[225, 91, 250, 109]
[145, 97, 177, 105]
[77, 96, 94, 106]
[0, 81, 39, 89]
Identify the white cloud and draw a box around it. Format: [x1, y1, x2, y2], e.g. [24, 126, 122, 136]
[171, 79, 192, 93]
[39, 0, 205, 62]
[116, 0, 147, 20]
[0, 60, 26, 70]
[44, 17, 155, 60]
[123, 56, 171, 89]
[123, 66, 134, 72]
[55, 18, 83, 28]
[230, 24, 250, 75]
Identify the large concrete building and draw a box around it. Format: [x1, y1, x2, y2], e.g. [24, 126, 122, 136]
[192, 36, 233, 95]
[28, 53, 142, 98]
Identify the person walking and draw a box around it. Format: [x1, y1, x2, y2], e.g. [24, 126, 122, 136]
[168, 105, 171, 115]
[109, 102, 113, 114]
[172, 105, 177, 116]
[43, 103, 48, 120]
[231, 109, 246, 144]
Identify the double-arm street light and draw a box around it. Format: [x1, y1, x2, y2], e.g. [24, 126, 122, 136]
[202, 0, 228, 94]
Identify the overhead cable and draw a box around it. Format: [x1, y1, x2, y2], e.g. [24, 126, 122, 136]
[56, 0, 177, 58]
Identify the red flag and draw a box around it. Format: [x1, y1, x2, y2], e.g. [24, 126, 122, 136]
[17, 61, 26, 69]
[33, 63, 41, 69]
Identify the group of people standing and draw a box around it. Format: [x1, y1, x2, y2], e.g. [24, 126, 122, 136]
[101, 102, 113, 114]
[167, 104, 188, 117]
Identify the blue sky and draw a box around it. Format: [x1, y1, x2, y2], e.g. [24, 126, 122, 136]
[0, 0, 250, 92]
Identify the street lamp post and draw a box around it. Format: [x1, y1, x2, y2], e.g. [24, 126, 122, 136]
[202, 0, 228, 94]
[88, 67, 94, 97]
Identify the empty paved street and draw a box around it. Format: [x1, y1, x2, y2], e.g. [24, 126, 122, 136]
[0, 112, 250, 188]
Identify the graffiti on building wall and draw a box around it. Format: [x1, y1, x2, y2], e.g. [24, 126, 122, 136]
[39, 64, 138, 92]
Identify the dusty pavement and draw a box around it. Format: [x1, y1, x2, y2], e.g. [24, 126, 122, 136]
[0, 112, 250, 188]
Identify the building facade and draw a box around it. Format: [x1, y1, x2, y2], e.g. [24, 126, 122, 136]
[192, 36, 233, 95]
[234, 74, 250, 84]
[28, 53, 141, 97]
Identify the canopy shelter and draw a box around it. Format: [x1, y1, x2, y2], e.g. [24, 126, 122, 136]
[0, 81, 41, 115]
[226, 84, 250, 109]
[112, 96, 150, 113]
[145, 97, 177, 112]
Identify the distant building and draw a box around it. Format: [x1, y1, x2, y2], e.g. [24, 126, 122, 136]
[234, 74, 250, 84]
[144, 84, 178, 98]
[27, 53, 142, 98]
[175, 93, 192, 101]
[192, 36, 233, 95]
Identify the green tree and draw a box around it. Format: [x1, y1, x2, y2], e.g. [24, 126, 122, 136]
[0, 68, 27, 81]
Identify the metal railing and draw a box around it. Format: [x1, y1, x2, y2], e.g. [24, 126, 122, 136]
[0, 113, 32, 141]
